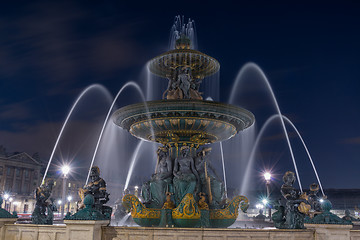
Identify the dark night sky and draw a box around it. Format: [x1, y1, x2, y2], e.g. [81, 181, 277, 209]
[0, 1, 359, 191]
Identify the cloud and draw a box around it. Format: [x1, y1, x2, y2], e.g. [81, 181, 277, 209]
[0, 119, 107, 161]
[0, 100, 33, 121]
[340, 137, 360, 145]
[0, 2, 147, 96]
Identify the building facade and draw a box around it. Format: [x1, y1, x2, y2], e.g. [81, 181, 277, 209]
[0, 150, 43, 214]
[0, 146, 83, 215]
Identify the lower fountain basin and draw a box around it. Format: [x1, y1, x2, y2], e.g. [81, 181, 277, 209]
[112, 100, 254, 146]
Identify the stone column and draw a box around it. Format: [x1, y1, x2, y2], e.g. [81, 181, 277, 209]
[64, 220, 109, 240]
[305, 223, 353, 240]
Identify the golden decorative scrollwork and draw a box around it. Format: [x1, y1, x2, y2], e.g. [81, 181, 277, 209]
[122, 194, 161, 219]
[209, 195, 249, 220]
[172, 194, 200, 220]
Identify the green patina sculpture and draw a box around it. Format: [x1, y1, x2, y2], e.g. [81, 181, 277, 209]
[78, 166, 112, 220]
[31, 180, 57, 225]
[0, 196, 18, 219]
[272, 171, 309, 229]
[253, 209, 266, 222]
[305, 199, 352, 225]
[123, 145, 248, 228]
[342, 209, 360, 222]
[65, 194, 107, 220]
[308, 183, 322, 212]
[173, 146, 199, 205]
[272, 199, 286, 228]
[142, 146, 173, 208]
[195, 147, 225, 209]
[31, 180, 57, 224]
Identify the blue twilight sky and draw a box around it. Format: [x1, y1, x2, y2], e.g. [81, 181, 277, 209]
[0, 1, 359, 190]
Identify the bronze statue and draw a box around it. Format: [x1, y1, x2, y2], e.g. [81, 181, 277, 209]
[195, 147, 224, 207]
[32, 180, 57, 224]
[342, 209, 359, 222]
[274, 171, 309, 229]
[141, 146, 173, 208]
[173, 146, 199, 205]
[164, 66, 203, 100]
[78, 166, 111, 219]
[308, 183, 322, 212]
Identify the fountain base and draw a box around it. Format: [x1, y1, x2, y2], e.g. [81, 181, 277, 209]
[122, 194, 249, 228]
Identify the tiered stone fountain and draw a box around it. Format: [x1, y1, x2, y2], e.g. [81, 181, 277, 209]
[112, 33, 254, 228]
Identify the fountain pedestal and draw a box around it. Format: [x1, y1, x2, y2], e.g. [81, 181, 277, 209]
[64, 220, 109, 240]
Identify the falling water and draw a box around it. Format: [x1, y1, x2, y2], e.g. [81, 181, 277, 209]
[282, 115, 325, 196]
[41, 84, 111, 185]
[124, 141, 145, 190]
[85, 81, 146, 185]
[219, 142, 228, 198]
[229, 62, 303, 193]
[241, 114, 325, 196]
[240, 116, 277, 195]
[169, 16, 197, 50]
[118, 213, 131, 226]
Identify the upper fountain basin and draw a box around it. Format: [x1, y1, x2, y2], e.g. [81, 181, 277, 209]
[112, 100, 254, 146]
[148, 49, 220, 79]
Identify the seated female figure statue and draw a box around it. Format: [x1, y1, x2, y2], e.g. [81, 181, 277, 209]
[195, 147, 225, 208]
[141, 146, 172, 208]
[173, 146, 199, 205]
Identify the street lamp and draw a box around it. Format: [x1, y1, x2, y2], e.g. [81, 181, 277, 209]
[134, 186, 139, 197]
[264, 172, 271, 182]
[61, 165, 70, 177]
[3, 193, 9, 211]
[256, 203, 264, 209]
[8, 197, 13, 212]
[263, 171, 272, 219]
[57, 200, 62, 216]
[61, 164, 71, 218]
[67, 195, 72, 213]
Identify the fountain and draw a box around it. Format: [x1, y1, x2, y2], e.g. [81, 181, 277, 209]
[112, 19, 254, 228]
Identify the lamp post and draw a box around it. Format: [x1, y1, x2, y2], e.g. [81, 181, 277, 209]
[61, 165, 70, 218]
[67, 196, 72, 213]
[134, 186, 139, 198]
[57, 200, 62, 217]
[8, 197, 13, 213]
[263, 172, 272, 220]
[3, 193, 9, 211]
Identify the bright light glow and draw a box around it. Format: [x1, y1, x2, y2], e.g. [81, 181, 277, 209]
[9, 197, 13, 202]
[61, 165, 71, 176]
[67, 196, 72, 202]
[264, 172, 271, 181]
[319, 198, 324, 203]
[13, 201, 21, 206]
[262, 198, 268, 205]
[256, 203, 264, 209]
[135, 186, 139, 190]
[57, 200, 62, 205]
[3, 193, 9, 200]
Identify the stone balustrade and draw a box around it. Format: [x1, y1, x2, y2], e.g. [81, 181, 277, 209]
[1, 220, 360, 240]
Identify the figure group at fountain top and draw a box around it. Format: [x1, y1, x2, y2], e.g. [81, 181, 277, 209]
[163, 34, 211, 100]
[164, 67, 203, 100]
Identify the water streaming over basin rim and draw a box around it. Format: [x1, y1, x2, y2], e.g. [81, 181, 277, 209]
[112, 99, 255, 144]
